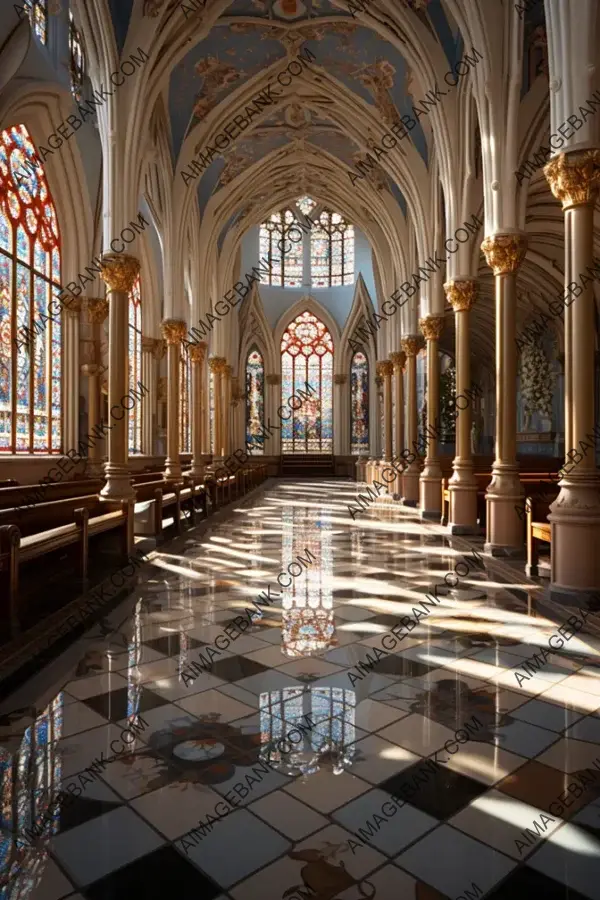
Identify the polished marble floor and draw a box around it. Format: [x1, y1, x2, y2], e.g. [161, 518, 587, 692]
[2, 479, 600, 899]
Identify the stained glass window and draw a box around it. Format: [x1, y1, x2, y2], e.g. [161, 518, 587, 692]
[245, 347, 264, 455]
[0, 124, 61, 454]
[179, 348, 191, 453]
[297, 196, 316, 216]
[259, 208, 304, 287]
[351, 351, 369, 454]
[281, 311, 333, 454]
[23, 0, 47, 43]
[311, 209, 354, 288]
[128, 276, 142, 454]
[209, 370, 214, 454]
[68, 11, 86, 102]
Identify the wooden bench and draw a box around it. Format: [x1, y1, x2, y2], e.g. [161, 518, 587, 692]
[0, 479, 105, 510]
[0, 495, 134, 638]
[525, 489, 560, 576]
[441, 471, 559, 527]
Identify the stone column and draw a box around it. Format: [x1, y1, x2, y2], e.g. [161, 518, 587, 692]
[444, 279, 478, 533]
[141, 337, 160, 457]
[189, 342, 208, 477]
[381, 361, 393, 460]
[99, 255, 140, 501]
[266, 373, 281, 456]
[210, 357, 227, 460]
[389, 351, 406, 498]
[400, 337, 422, 506]
[223, 364, 233, 457]
[161, 319, 187, 481]
[83, 298, 109, 476]
[544, 150, 600, 602]
[62, 298, 82, 453]
[231, 376, 243, 450]
[482, 233, 528, 555]
[334, 374, 348, 456]
[419, 316, 445, 519]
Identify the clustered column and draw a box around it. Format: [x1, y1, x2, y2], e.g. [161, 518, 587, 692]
[141, 336, 162, 458]
[161, 318, 187, 481]
[389, 350, 405, 497]
[189, 341, 207, 478]
[381, 361, 393, 461]
[210, 357, 227, 459]
[481, 233, 528, 555]
[444, 279, 478, 533]
[223, 364, 233, 457]
[99, 254, 140, 502]
[419, 316, 444, 519]
[400, 336, 422, 506]
[545, 150, 600, 600]
[83, 297, 109, 477]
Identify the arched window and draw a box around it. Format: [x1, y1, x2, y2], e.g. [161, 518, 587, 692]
[128, 276, 142, 454]
[281, 310, 333, 454]
[311, 210, 354, 287]
[259, 208, 303, 287]
[245, 347, 264, 455]
[24, 0, 47, 43]
[68, 10, 86, 102]
[0, 124, 61, 454]
[179, 349, 191, 453]
[350, 351, 369, 454]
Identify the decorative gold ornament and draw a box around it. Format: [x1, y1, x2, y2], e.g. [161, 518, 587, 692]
[444, 279, 478, 312]
[378, 360, 393, 378]
[153, 339, 167, 361]
[188, 343, 207, 364]
[87, 297, 109, 324]
[334, 374, 347, 385]
[401, 336, 424, 357]
[419, 316, 445, 341]
[481, 234, 528, 275]
[544, 149, 600, 209]
[209, 356, 227, 374]
[224, 365, 233, 378]
[63, 297, 82, 315]
[266, 374, 281, 386]
[389, 350, 406, 371]
[161, 319, 187, 345]
[99, 254, 140, 293]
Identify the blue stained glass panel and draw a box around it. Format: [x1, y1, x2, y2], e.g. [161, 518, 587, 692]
[351, 351, 369, 453]
[281, 311, 333, 454]
[245, 348, 264, 455]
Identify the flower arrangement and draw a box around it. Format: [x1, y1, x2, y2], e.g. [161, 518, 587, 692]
[519, 340, 554, 421]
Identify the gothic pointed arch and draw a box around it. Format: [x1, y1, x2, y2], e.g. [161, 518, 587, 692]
[339, 275, 377, 376]
[238, 285, 277, 378]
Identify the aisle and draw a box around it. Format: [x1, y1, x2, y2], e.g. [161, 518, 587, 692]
[1, 479, 600, 899]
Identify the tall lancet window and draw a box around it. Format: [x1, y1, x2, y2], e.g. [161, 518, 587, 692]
[0, 124, 61, 454]
[23, 0, 48, 43]
[281, 310, 333, 454]
[68, 11, 86, 101]
[350, 351, 369, 454]
[209, 370, 214, 454]
[259, 208, 303, 287]
[311, 209, 354, 287]
[179, 348, 191, 453]
[245, 347, 264, 455]
[128, 275, 142, 454]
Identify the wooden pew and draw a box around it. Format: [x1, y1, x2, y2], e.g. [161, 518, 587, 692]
[526, 490, 558, 576]
[441, 471, 560, 528]
[0, 479, 105, 510]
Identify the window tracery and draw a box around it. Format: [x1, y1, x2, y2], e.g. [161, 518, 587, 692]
[23, 0, 47, 43]
[311, 210, 354, 288]
[179, 348, 191, 453]
[350, 351, 369, 454]
[68, 10, 86, 102]
[0, 124, 61, 454]
[245, 347, 264, 455]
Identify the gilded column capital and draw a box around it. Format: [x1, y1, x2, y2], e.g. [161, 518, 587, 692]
[153, 339, 167, 361]
[209, 356, 227, 374]
[334, 374, 348, 385]
[81, 363, 100, 377]
[142, 336, 157, 353]
[444, 279, 478, 312]
[544, 149, 600, 209]
[401, 335, 424, 358]
[188, 342, 207, 364]
[224, 364, 233, 378]
[87, 297, 109, 324]
[378, 360, 393, 378]
[63, 297, 82, 315]
[419, 316, 445, 341]
[481, 233, 528, 275]
[390, 350, 406, 371]
[100, 254, 140, 293]
[266, 373, 281, 385]
[161, 319, 187, 345]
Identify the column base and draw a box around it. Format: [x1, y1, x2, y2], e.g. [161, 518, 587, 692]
[420, 461, 442, 518]
[188, 462, 205, 478]
[548, 584, 600, 611]
[402, 464, 420, 505]
[164, 457, 183, 480]
[485, 466, 525, 556]
[549, 475, 600, 594]
[99, 463, 134, 501]
[448, 461, 478, 532]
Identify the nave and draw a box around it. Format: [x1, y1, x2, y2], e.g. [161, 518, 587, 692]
[1, 479, 600, 899]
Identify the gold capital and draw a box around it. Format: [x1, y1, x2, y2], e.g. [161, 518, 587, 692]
[444, 279, 478, 312]
[63, 297, 82, 315]
[209, 356, 227, 374]
[188, 342, 207, 363]
[334, 374, 348, 385]
[100, 254, 140, 293]
[224, 364, 233, 378]
[389, 350, 406, 371]
[378, 360, 393, 378]
[481, 234, 528, 275]
[87, 297, 109, 324]
[544, 149, 600, 209]
[401, 336, 424, 358]
[161, 319, 187, 345]
[419, 316, 445, 341]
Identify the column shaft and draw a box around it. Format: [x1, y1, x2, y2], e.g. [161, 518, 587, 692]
[419, 317, 444, 518]
[390, 351, 406, 498]
[400, 338, 422, 506]
[210, 357, 226, 461]
[382, 361, 393, 460]
[162, 319, 187, 481]
[99, 256, 140, 501]
[189, 342, 207, 477]
[482, 235, 528, 555]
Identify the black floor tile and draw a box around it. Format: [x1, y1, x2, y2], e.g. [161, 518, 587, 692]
[144, 635, 206, 657]
[485, 866, 590, 899]
[54, 793, 122, 834]
[81, 687, 171, 721]
[210, 655, 268, 681]
[83, 845, 222, 899]
[380, 760, 487, 818]
[370, 656, 433, 678]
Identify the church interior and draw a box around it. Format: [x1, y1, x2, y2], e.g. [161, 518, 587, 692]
[1, 0, 600, 897]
